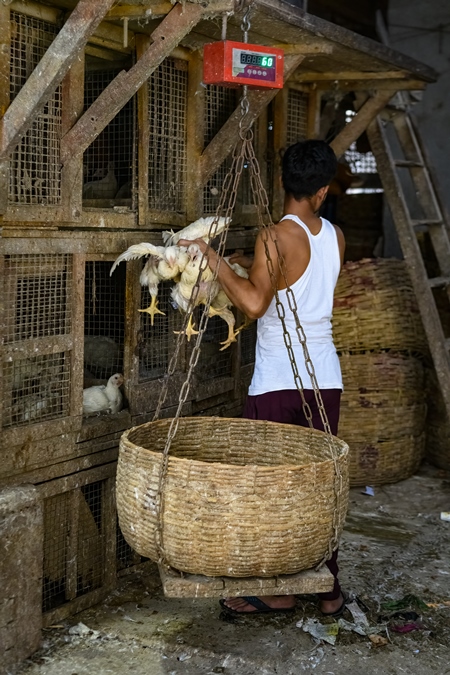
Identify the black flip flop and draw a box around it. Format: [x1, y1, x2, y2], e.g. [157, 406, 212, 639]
[219, 596, 296, 615]
[319, 593, 348, 618]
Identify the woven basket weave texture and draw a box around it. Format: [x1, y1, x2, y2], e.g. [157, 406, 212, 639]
[425, 367, 450, 471]
[339, 352, 426, 486]
[333, 258, 427, 355]
[116, 417, 349, 577]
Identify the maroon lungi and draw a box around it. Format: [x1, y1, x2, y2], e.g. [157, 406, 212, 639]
[243, 388, 342, 601]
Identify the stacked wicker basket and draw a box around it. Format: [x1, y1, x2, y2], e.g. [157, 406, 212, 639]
[333, 258, 428, 486]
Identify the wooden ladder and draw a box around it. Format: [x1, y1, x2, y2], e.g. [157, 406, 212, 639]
[366, 107, 450, 419]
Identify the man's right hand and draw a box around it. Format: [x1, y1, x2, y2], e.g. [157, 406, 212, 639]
[228, 249, 254, 270]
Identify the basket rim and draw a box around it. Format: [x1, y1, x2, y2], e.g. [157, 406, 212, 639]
[119, 416, 349, 473]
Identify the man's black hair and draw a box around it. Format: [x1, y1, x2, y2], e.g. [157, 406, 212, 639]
[282, 139, 337, 200]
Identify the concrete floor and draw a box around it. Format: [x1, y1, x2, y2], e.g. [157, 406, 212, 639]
[16, 463, 450, 675]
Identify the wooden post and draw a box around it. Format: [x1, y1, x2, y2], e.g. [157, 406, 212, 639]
[0, 4, 10, 214]
[186, 50, 205, 222]
[200, 54, 305, 186]
[272, 87, 288, 223]
[66, 488, 81, 601]
[0, 0, 116, 159]
[135, 34, 150, 228]
[61, 56, 85, 222]
[307, 87, 321, 139]
[69, 254, 85, 421]
[102, 476, 117, 590]
[60, 3, 204, 165]
[330, 90, 393, 159]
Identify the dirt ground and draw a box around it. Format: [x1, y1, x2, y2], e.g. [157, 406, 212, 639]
[16, 462, 450, 675]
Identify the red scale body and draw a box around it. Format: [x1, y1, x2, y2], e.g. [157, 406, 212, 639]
[203, 40, 284, 89]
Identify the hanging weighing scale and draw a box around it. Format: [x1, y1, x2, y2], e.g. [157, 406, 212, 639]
[203, 40, 284, 89]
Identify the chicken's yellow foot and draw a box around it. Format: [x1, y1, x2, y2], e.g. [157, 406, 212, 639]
[138, 296, 165, 326]
[219, 325, 238, 351]
[174, 315, 199, 341]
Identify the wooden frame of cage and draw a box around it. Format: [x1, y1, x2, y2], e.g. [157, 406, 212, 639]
[39, 462, 117, 626]
[0, 224, 257, 486]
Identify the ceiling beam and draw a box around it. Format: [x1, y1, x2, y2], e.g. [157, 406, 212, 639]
[200, 54, 305, 185]
[0, 0, 116, 160]
[330, 89, 393, 158]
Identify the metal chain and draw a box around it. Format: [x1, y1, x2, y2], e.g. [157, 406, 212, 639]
[243, 135, 344, 562]
[152, 140, 247, 565]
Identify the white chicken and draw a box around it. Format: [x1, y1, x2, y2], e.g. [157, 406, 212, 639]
[110, 243, 189, 325]
[82, 373, 124, 415]
[208, 257, 250, 351]
[162, 216, 230, 246]
[171, 244, 220, 340]
[83, 161, 118, 200]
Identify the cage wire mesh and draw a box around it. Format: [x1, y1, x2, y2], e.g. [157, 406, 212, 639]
[139, 280, 182, 381]
[148, 58, 188, 212]
[83, 69, 137, 206]
[203, 86, 238, 214]
[2, 254, 72, 428]
[9, 12, 61, 206]
[116, 523, 145, 571]
[240, 319, 257, 366]
[42, 481, 106, 613]
[84, 261, 125, 383]
[286, 89, 308, 146]
[344, 110, 378, 176]
[78, 482, 104, 596]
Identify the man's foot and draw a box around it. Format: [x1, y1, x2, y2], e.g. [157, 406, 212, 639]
[220, 595, 296, 615]
[319, 593, 346, 617]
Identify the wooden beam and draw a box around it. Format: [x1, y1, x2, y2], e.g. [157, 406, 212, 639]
[106, 2, 173, 20]
[0, 0, 116, 160]
[293, 70, 409, 82]
[201, 54, 305, 186]
[330, 90, 393, 159]
[60, 2, 204, 166]
[136, 34, 150, 227]
[186, 50, 205, 221]
[0, 4, 10, 215]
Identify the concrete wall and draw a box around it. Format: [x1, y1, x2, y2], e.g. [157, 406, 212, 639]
[388, 0, 450, 212]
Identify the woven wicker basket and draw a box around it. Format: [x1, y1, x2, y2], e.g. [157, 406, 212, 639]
[425, 367, 450, 471]
[339, 353, 426, 485]
[116, 417, 349, 577]
[333, 259, 428, 355]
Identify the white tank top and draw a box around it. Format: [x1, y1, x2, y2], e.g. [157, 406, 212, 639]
[248, 215, 343, 395]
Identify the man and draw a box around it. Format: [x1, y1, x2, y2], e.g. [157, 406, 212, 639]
[179, 139, 346, 616]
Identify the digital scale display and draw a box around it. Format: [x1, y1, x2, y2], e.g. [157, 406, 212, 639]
[233, 48, 277, 83]
[203, 41, 284, 89]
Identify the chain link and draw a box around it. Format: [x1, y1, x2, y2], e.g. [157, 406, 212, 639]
[152, 94, 344, 568]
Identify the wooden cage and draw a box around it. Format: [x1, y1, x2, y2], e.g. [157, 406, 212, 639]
[0, 0, 436, 632]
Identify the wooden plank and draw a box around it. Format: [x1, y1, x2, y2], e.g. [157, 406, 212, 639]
[330, 90, 393, 159]
[186, 50, 205, 222]
[307, 88, 321, 139]
[60, 3, 205, 165]
[102, 476, 117, 589]
[69, 254, 85, 417]
[135, 34, 150, 228]
[367, 117, 450, 416]
[106, 3, 173, 20]
[66, 489, 81, 601]
[38, 462, 117, 500]
[252, 0, 437, 83]
[0, 5, 10, 215]
[42, 585, 111, 627]
[0, 447, 119, 490]
[61, 45, 85, 222]
[200, 54, 305, 186]
[294, 70, 409, 82]
[0, 0, 116, 160]
[159, 564, 334, 598]
[124, 260, 141, 407]
[272, 87, 288, 223]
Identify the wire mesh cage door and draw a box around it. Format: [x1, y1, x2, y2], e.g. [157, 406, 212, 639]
[8, 11, 62, 212]
[1, 254, 75, 441]
[83, 67, 138, 209]
[41, 466, 117, 625]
